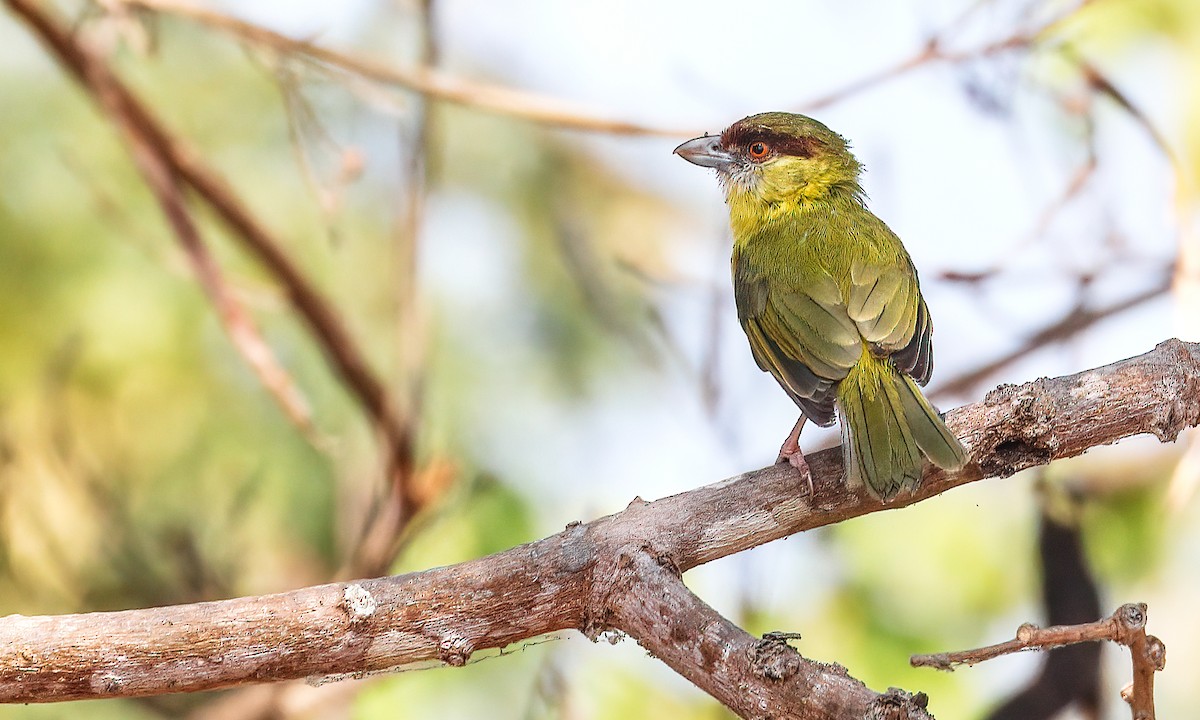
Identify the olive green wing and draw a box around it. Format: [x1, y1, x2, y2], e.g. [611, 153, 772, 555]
[735, 260, 860, 427]
[846, 256, 933, 385]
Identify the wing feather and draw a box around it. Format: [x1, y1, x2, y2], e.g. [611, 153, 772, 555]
[735, 255, 857, 427]
[850, 255, 932, 388]
[891, 296, 933, 385]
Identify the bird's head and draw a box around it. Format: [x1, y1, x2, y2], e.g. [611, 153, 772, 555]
[675, 112, 863, 205]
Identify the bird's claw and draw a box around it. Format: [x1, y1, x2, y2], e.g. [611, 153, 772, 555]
[777, 448, 814, 497]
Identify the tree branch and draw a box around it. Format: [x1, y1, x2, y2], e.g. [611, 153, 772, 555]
[611, 552, 932, 719]
[1, 340, 1197, 714]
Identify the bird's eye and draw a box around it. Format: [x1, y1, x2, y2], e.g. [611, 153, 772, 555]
[747, 141, 770, 160]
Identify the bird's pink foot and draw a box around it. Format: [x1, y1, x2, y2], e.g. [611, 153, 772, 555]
[776, 416, 813, 496]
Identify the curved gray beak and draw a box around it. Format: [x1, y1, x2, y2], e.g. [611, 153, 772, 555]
[674, 135, 734, 171]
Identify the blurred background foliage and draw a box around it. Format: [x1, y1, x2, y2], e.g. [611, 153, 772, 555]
[0, 0, 1198, 718]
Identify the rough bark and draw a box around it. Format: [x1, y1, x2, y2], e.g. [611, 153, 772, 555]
[1, 341, 1197, 715]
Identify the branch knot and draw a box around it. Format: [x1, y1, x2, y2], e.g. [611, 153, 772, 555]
[1113, 602, 1147, 637]
[749, 632, 803, 681]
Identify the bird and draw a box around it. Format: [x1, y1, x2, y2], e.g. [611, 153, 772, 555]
[675, 112, 966, 500]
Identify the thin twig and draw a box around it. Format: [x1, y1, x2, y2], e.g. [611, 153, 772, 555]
[799, 0, 1092, 111]
[912, 603, 1139, 669]
[799, 33, 1029, 112]
[800, 40, 944, 112]
[1024, 132, 1098, 250]
[111, 0, 691, 137]
[912, 603, 1165, 719]
[1075, 56, 1179, 169]
[277, 64, 358, 226]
